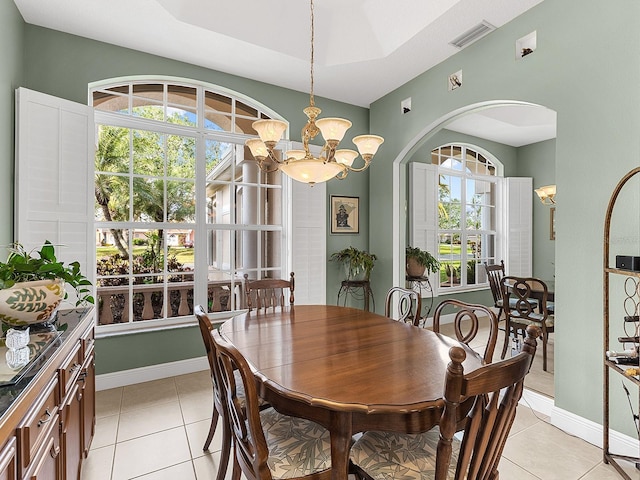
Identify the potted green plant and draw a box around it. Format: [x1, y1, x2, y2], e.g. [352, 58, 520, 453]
[0, 241, 94, 327]
[405, 246, 439, 278]
[330, 247, 377, 281]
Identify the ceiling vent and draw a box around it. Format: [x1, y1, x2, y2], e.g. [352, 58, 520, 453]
[449, 21, 496, 49]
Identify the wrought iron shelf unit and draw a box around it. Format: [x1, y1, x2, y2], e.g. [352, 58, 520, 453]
[603, 166, 640, 479]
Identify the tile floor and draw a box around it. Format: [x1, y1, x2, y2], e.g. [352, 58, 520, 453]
[81, 317, 636, 480]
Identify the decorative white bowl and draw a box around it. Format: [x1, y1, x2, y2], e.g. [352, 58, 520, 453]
[0, 279, 65, 327]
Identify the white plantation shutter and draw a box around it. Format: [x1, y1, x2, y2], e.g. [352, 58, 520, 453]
[14, 87, 95, 304]
[410, 162, 439, 295]
[290, 143, 327, 305]
[503, 177, 532, 276]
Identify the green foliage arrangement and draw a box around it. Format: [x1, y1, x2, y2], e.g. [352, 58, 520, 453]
[330, 246, 377, 280]
[405, 246, 440, 274]
[0, 241, 94, 306]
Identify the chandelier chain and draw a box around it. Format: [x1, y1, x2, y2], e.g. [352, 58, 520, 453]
[309, 0, 315, 108]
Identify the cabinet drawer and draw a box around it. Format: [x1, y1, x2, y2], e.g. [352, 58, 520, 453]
[16, 377, 59, 470]
[80, 324, 95, 360]
[59, 343, 83, 400]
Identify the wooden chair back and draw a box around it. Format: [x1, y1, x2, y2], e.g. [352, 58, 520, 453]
[243, 272, 295, 311]
[484, 261, 505, 317]
[500, 276, 553, 371]
[436, 325, 539, 480]
[384, 286, 422, 326]
[432, 299, 499, 363]
[194, 305, 231, 480]
[211, 329, 332, 480]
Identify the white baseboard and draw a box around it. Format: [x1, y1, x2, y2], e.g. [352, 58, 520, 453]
[97, 356, 638, 458]
[95, 356, 209, 391]
[551, 404, 639, 458]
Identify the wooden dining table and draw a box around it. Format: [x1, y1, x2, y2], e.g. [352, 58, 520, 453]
[219, 304, 484, 480]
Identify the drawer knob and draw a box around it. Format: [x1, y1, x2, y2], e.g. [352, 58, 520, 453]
[37, 409, 52, 427]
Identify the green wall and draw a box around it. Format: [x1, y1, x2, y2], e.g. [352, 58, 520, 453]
[0, 1, 24, 249]
[19, 25, 372, 374]
[517, 139, 556, 281]
[368, 0, 640, 435]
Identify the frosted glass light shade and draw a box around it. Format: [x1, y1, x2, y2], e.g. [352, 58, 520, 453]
[245, 139, 268, 158]
[316, 117, 352, 142]
[334, 149, 358, 167]
[535, 184, 556, 205]
[252, 119, 287, 144]
[286, 150, 306, 161]
[280, 159, 344, 184]
[353, 135, 384, 156]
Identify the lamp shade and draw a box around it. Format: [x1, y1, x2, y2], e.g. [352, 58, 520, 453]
[535, 184, 556, 205]
[353, 135, 384, 157]
[252, 119, 287, 144]
[316, 118, 352, 142]
[334, 149, 359, 167]
[280, 159, 344, 184]
[245, 139, 268, 158]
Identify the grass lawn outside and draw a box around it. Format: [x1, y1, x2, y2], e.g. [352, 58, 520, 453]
[96, 246, 194, 264]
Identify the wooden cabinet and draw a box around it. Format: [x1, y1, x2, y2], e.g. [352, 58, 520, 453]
[0, 308, 94, 480]
[0, 438, 17, 480]
[603, 167, 640, 479]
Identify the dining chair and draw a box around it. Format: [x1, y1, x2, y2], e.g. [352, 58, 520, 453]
[500, 276, 554, 371]
[384, 286, 422, 326]
[243, 272, 295, 311]
[431, 299, 499, 364]
[194, 305, 233, 480]
[350, 325, 540, 480]
[484, 261, 507, 321]
[211, 329, 333, 480]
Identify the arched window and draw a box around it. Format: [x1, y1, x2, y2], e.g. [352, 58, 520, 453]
[432, 144, 498, 290]
[91, 79, 288, 331]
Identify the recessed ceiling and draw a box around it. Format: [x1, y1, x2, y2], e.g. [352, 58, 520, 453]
[13, 0, 553, 146]
[13, 0, 543, 108]
[445, 105, 557, 147]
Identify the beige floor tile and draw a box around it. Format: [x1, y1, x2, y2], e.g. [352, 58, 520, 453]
[175, 370, 211, 397]
[185, 418, 226, 458]
[179, 390, 214, 425]
[510, 405, 544, 436]
[81, 444, 115, 480]
[111, 426, 192, 480]
[121, 377, 179, 412]
[503, 421, 602, 479]
[193, 452, 236, 480]
[579, 462, 639, 479]
[132, 460, 196, 479]
[96, 387, 123, 418]
[497, 457, 542, 479]
[91, 414, 119, 449]
[117, 400, 184, 442]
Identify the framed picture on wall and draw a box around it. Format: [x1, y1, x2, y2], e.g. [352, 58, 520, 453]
[331, 196, 359, 234]
[550, 207, 556, 240]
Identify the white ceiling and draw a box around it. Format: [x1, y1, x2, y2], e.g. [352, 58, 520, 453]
[13, 0, 555, 146]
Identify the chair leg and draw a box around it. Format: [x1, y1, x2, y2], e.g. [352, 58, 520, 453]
[216, 409, 232, 480]
[231, 455, 241, 480]
[203, 404, 219, 451]
[500, 320, 511, 359]
[542, 333, 548, 372]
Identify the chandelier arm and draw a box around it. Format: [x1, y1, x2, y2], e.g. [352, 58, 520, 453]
[342, 158, 372, 173]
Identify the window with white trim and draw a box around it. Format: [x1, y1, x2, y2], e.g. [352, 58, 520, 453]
[432, 144, 498, 291]
[91, 80, 287, 331]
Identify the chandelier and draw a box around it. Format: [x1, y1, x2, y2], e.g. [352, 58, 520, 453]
[245, 0, 384, 185]
[534, 184, 556, 205]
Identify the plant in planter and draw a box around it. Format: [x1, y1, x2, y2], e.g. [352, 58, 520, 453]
[330, 247, 377, 281]
[0, 241, 94, 327]
[405, 246, 439, 278]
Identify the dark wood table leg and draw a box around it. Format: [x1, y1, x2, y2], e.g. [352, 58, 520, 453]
[329, 411, 352, 480]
